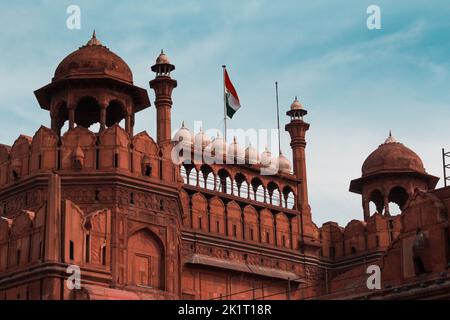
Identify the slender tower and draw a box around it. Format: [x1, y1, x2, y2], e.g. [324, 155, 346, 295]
[150, 50, 177, 145]
[285, 97, 316, 252]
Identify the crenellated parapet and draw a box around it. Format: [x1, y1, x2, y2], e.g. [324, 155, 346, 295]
[0, 124, 180, 192]
[319, 212, 402, 262]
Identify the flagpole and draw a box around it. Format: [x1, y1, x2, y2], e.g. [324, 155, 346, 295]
[275, 81, 281, 155]
[222, 65, 227, 142]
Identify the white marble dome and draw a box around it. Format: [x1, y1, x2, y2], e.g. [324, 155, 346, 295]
[245, 143, 259, 164]
[260, 147, 273, 166]
[228, 137, 245, 160]
[277, 152, 291, 174]
[172, 121, 193, 145]
[194, 128, 212, 149]
[211, 133, 227, 155]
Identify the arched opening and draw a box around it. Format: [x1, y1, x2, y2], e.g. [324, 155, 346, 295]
[184, 164, 197, 186]
[106, 100, 127, 127]
[251, 178, 265, 202]
[369, 189, 384, 214]
[218, 169, 232, 195]
[75, 97, 101, 130]
[127, 229, 164, 290]
[234, 173, 248, 198]
[388, 186, 409, 215]
[200, 165, 214, 190]
[283, 186, 295, 209]
[267, 182, 281, 206]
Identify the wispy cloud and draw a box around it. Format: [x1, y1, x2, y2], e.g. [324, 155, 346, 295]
[0, 1, 449, 226]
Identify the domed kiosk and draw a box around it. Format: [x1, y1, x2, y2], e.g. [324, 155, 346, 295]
[34, 31, 150, 135]
[350, 132, 439, 220]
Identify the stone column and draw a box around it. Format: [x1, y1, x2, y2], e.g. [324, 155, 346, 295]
[363, 196, 370, 221]
[68, 106, 75, 129]
[100, 105, 107, 132]
[383, 194, 390, 216]
[125, 114, 131, 135]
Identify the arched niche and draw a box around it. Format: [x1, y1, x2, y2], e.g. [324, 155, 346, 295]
[275, 212, 290, 248]
[210, 197, 225, 235]
[260, 209, 274, 245]
[30, 126, 58, 171]
[127, 228, 164, 290]
[61, 127, 97, 170]
[10, 135, 32, 180]
[227, 201, 242, 239]
[191, 193, 207, 231]
[132, 131, 159, 177]
[243, 205, 258, 242]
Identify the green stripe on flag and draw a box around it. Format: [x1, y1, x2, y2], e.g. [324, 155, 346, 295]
[226, 105, 236, 118]
[225, 93, 237, 118]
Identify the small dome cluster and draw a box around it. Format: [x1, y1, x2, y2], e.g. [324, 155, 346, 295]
[172, 123, 291, 173]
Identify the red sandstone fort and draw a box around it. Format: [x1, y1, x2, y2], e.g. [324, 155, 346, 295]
[0, 33, 449, 300]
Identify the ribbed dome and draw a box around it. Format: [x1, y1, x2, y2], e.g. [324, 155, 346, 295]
[260, 147, 273, 166]
[362, 133, 425, 176]
[277, 152, 291, 174]
[245, 143, 259, 164]
[172, 122, 193, 144]
[194, 128, 211, 149]
[54, 32, 133, 84]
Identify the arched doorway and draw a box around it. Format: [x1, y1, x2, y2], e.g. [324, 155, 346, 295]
[127, 229, 164, 290]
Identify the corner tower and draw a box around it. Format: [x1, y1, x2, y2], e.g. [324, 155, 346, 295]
[350, 132, 439, 221]
[150, 50, 177, 145]
[34, 31, 150, 136]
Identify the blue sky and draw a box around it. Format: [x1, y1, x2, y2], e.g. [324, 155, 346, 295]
[0, 1, 450, 226]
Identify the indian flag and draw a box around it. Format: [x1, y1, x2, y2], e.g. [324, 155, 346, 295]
[224, 68, 241, 118]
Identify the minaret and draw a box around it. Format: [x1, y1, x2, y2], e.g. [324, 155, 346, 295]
[150, 50, 177, 145]
[285, 97, 310, 209]
[285, 97, 315, 252]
